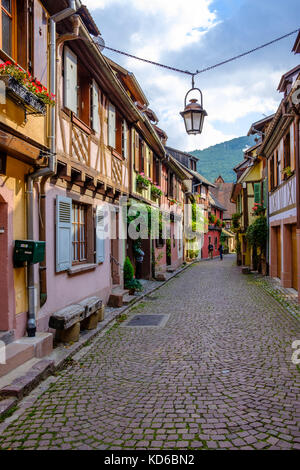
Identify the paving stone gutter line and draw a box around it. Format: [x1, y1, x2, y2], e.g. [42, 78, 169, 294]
[0, 260, 198, 420]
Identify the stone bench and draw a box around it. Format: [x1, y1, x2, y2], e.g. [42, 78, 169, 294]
[49, 297, 104, 343]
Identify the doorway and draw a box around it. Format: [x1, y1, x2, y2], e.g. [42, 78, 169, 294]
[111, 209, 120, 286]
[0, 198, 9, 330]
[277, 226, 281, 279]
[292, 224, 298, 291]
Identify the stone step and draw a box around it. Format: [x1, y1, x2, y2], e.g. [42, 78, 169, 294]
[0, 331, 15, 346]
[167, 268, 176, 273]
[0, 333, 53, 378]
[108, 288, 130, 308]
[0, 359, 54, 400]
[0, 342, 35, 378]
[122, 294, 137, 306]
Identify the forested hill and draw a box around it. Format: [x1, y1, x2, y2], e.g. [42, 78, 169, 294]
[190, 136, 256, 183]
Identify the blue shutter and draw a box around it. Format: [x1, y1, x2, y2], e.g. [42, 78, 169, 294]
[56, 196, 72, 272]
[96, 206, 105, 263]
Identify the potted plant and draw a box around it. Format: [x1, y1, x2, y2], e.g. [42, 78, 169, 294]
[136, 173, 151, 190]
[251, 203, 265, 217]
[124, 256, 134, 290]
[126, 278, 143, 295]
[151, 184, 163, 199]
[281, 166, 293, 178]
[209, 213, 216, 225]
[0, 61, 55, 114]
[215, 218, 222, 228]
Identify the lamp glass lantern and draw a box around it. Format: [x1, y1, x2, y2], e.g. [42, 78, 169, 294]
[180, 79, 207, 135]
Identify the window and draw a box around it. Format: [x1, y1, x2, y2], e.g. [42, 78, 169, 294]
[1, 0, 14, 57]
[0, 1, 47, 84]
[56, 196, 106, 273]
[269, 155, 275, 190]
[276, 150, 281, 186]
[77, 64, 91, 126]
[168, 171, 175, 198]
[72, 202, 87, 264]
[108, 100, 128, 157]
[64, 47, 101, 130]
[283, 132, 291, 175]
[121, 120, 128, 158]
[153, 156, 160, 185]
[214, 237, 218, 249]
[139, 138, 145, 173]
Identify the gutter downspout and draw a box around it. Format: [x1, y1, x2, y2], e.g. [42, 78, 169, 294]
[26, 0, 78, 337]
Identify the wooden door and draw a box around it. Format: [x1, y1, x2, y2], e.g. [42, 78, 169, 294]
[292, 225, 298, 291]
[277, 226, 281, 279]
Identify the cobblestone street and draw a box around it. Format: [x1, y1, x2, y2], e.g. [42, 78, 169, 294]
[0, 255, 300, 450]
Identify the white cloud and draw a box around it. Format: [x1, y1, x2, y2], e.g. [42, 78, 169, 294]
[85, 0, 218, 55]
[83, 0, 298, 152]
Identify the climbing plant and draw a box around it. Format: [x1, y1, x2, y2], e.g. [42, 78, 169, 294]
[245, 215, 268, 254]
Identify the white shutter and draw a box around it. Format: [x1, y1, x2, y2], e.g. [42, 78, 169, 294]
[56, 196, 72, 272]
[123, 119, 128, 158]
[64, 46, 78, 114]
[96, 206, 105, 263]
[92, 79, 100, 134]
[108, 102, 116, 148]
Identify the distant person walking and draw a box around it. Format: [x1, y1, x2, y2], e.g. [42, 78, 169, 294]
[208, 243, 214, 260]
[218, 244, 224, 261]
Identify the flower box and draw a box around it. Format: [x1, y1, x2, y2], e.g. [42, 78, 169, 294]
[137, 180, 149, 190]
[0, 75, 46, 115]
[136, 173, 151, 190]
[151, 185, 163, 200]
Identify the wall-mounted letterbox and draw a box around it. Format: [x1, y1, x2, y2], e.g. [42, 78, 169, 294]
[14, 240, 45, 267]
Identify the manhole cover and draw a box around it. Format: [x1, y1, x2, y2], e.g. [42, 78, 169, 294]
[122, 314, 169, 328]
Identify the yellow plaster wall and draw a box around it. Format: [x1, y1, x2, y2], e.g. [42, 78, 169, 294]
[5, 157, 28, 315]
[0, 99, 48, 147]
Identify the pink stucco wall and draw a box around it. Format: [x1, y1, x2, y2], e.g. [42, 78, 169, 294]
[37, 183, 112, 332]
[0, 181, 16, 332]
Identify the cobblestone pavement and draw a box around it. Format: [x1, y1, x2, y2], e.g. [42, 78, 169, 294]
[0, 255, 300, 450]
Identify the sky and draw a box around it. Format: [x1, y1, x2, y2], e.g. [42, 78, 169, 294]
[84, 0, 300, 151]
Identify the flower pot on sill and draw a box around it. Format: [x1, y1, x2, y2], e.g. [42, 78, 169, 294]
[0, 75, 46, 115]
[137, 181, 149, 190]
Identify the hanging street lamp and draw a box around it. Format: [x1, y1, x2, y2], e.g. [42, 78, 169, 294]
[180, 75, 207, 135]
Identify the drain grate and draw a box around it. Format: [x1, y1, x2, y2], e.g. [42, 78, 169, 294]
[122, 314, 169, 328]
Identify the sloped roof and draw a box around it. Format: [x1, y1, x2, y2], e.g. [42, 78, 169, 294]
[211, 182, 236, 219]
[209, 192, 227, 212]
[222, 229, 235, 238]
[292, 31, 300, 54]
[165, 146, 199, 162]
[187, 168, 216, 188]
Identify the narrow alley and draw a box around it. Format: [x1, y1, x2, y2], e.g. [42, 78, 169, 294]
[0, 256, 299, 450]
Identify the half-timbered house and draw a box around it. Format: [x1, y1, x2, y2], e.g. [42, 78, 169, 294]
[260, 64, 300, 296]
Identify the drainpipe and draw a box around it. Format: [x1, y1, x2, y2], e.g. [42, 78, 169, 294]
[26, 0, 78, 337]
